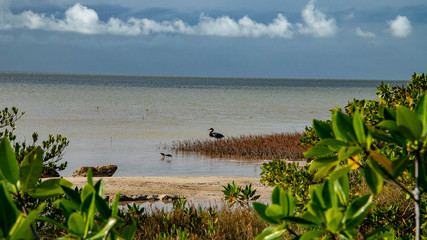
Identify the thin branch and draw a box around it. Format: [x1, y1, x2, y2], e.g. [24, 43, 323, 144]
[286, 226, 298, 237]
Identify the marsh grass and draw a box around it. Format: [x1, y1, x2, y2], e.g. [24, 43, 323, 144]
[132, 202, 270, 239]
[166, 132, 309, 161]
[38, 201, 272, 239]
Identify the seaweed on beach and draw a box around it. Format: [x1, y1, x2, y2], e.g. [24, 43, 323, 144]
[167, 132, 309, 161]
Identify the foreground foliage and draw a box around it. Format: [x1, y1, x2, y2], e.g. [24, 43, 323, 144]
[254, 73, 427, 239]
[0, 137, 135, 239]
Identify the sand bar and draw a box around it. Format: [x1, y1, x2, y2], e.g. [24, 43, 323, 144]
[63, 176, 274, 202]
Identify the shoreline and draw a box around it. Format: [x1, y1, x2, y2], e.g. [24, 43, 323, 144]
[63, 176, 274, 203]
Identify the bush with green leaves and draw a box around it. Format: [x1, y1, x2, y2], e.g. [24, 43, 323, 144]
[301, 73, 427, 145]
[0, 137, 72, 239]
[222, 181, 260, 207]
[254, 90, 427, 239]
[0, 137, 135, 239]
[260, 160, 319, 204]
[0, 107, 68, 176]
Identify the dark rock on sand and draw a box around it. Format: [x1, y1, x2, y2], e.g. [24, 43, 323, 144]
[72, 164, 117, 177]
[119, 194, 181, 202]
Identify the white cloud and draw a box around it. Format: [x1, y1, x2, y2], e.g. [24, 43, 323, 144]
[297, 0, 338, 37]
[196, 14, 293, 38]
[387, 15, 411, 38]
[355, 27, 375, 38]
[0, 3, 294, 38]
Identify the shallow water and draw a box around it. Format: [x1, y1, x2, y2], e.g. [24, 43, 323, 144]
[0, 73, 407, 177]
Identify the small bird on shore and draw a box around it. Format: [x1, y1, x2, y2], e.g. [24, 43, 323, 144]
[208, 128, 224, 139]
[160, 153, 172, 160]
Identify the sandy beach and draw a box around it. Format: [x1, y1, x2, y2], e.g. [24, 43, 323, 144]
[64, 176, 274, 202]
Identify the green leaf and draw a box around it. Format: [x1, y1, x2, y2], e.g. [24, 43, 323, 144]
[316, 138, 349, 151]
[9, 203, 46, 240]
[353, 110, 366, 143]
[0, 138, 19, 185]
[304, 147, 334, 158]
[255, 226, 286, 240]
[300, 230, 328, 240]
[271, 186, 280, 205]
[280, 188, 293, 217]
[382, 107, 396, 121]
[54, 199, 79, 218]
[368, 151, 392, 174]
[81, 184, 95, 202]
[28, 178, 72, 199]
[332, 111, 356, 142]
[95, 194, 110, 219]
[19, 147, 44, 191]
[111, 191, 120, 217]
[310, 184, 326, 209]
[367, 126, 403, 145]
[94, 179, 104, 198]
[82, 193, 96, 236]
[265, 204, 283, 219]
[343, 194, 372, 229]
[328, 165, 351, 183]
[377, 120, 400, 132]
[322, 180, 338, 208]
[313, 119, 333, 139]
[309, 156, 339, 171]
[306, 202, 326, 224]
[301, 212, 323, 225]
[392, 155, 410, 177]
[415, 94, 427, 136]
[325, 208, 343, 233]
[68, 212, 85, 237]
[0, 181, 19, 235]
[396, 106, 422, 140]
[338, 146, 362, 162]
[253, 202, 279, 224]
[87, 218, 117, 240]
[334, 174, 350, 206]
[121, 220, 136, 240]
[365, 160, 384, 196]
[87, 168, 93, 186]
[61, 186, 81, 205]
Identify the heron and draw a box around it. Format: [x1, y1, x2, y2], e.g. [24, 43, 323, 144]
[208, 128, 224, 139]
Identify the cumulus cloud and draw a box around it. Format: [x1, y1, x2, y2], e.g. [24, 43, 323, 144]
[297, 0, 338, 37]
[355, 27, 376, 38]
[0, 1, 341, 39]
[0, 3, 294, 38]
[387, 15, 412, 38]
[197, 14, 293, 38]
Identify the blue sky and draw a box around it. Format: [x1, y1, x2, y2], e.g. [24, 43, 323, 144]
[0, 0, 426, 80]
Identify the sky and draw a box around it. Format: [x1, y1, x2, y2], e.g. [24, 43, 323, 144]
[0, 0, 426, 80]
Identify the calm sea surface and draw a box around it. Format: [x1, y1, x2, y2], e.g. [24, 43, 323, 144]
[0, 73, 407, 177]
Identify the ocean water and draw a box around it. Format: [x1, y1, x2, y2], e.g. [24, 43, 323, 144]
[0, 73, 407, 177]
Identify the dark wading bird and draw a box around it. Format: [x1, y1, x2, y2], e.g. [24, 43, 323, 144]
[208, 128, 224, 139]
